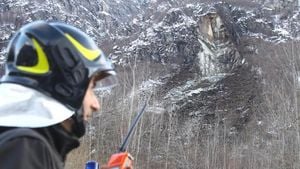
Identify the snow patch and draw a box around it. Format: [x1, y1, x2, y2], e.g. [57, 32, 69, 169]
[132, 18, 139, 25]
[297, 73, 300, 89]
[100, 11, 111, 16]
[255, 18, 265, 23]
[128, 39, 150, 51]
[201, 73, 231, 83]
[146, 27, 156, 37]
[164, 77, 220, 103]
[147, 106, 165, 114]
[157, 4, 169, 12]
[140, 79, 164, 91]
[274, 27, 290, 36]
[186, 86, 216, 97]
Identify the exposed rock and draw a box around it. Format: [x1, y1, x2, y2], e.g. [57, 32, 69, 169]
[1, 1, 300, 169]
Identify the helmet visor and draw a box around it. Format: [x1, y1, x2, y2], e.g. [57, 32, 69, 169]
[93, 71, 118, 91]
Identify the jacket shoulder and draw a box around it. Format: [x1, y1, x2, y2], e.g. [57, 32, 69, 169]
[0, 128, 64, 169]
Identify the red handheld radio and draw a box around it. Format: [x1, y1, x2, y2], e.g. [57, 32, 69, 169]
[106, 102, 148, 169]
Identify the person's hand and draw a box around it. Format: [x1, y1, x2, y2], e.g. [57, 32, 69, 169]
[100, 165, 133, 169]
[100, 165, 109, 169]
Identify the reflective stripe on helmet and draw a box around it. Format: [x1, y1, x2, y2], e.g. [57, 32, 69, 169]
[17, 38, 50, 74]
[65, 33, 101, 61]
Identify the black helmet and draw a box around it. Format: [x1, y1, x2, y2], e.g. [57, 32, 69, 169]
[0, 21, 117, 111]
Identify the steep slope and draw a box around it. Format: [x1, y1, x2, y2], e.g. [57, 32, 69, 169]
[1, 1, 300, 169]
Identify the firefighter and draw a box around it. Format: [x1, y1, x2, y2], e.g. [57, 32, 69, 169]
[0, 21, 117, 169]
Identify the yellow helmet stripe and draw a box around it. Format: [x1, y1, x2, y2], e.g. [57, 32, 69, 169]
[17, 38, 50, 74]
[65, 33, 100, 61]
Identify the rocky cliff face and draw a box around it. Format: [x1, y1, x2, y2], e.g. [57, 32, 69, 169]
[1, 1, 300, 169]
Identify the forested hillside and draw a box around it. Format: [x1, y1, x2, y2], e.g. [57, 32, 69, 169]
[1, 0, 300, 168]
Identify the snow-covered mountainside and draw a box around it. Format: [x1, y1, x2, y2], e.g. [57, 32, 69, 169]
[1, 0, 300, 169]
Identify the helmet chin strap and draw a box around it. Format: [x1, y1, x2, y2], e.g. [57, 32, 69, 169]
[71, 107, 86, 138]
